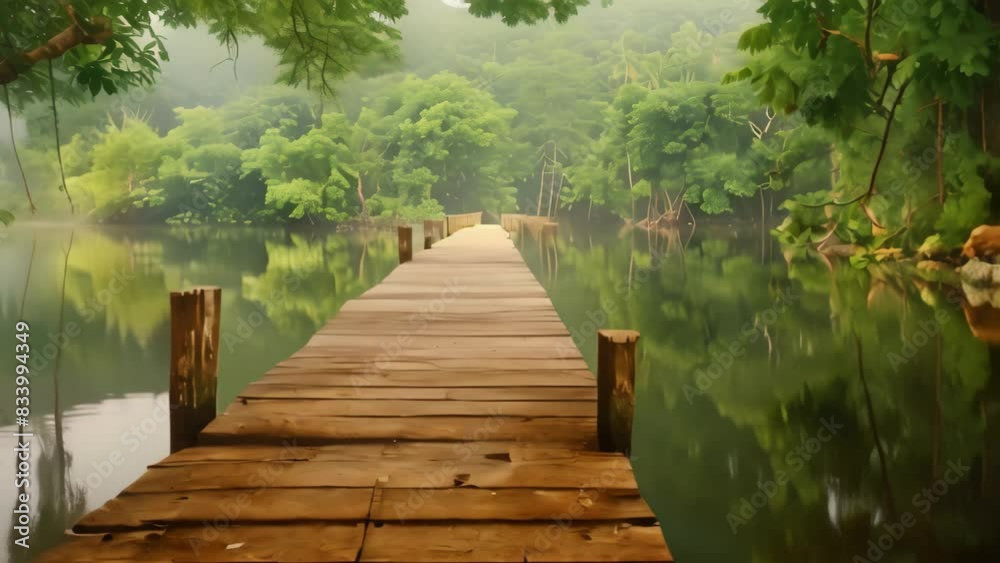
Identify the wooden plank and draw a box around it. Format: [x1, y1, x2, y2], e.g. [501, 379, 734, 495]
[223, 399, 595, 418]
[37, 524, 366, 562]
[127, 461, 378, 492]
[238, 384, 597, 402]
[318, 324, 570, 337]
[74, 488, 374, 531]
[372, 488, 655, 522]
[154, 443, 384, 465]
[154, 442, 606, 466]
[527, 523, 673, 562]
[372, 269, 536, 276]
[303, 335, 579, 349]
[339, 298, 558, 313]
[359, 523, 672, 562]
[322, 313, 566, 324]
[360, 286, 549, 299]
[126, 456, 634, 493]
[289, 347, 583, 361]
[256, 371, 596, 388]
[269, 358, 589, 372]
[200, 415, 596, 444]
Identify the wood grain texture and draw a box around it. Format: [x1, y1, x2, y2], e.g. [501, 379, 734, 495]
[199, 414, 597, 443]
[40, 225, 671, 563]
[360, 522, 672, 562]
[223, 399, 596, 418]
[74, 488, 374, 531]
[371, 488, 656, 522]
[38, 524, 366, 562]
[237, 384, 597, 401]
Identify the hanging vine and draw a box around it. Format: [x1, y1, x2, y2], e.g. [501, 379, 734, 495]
[48, 59, 74, 213]
[3, 84, 36, 214]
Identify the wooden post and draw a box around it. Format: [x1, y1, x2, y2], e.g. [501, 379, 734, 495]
[424, 235, 433, 250]
[597, 329, 639, 454]
[398, 226, 413, 263]
[169, 286, 221, 454]
[423, 220, 435, 242]
[542, 222, 558, 239]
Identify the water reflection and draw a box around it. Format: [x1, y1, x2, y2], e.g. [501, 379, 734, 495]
[518, 221, 1000, 562]
[0, 225, 397, 561]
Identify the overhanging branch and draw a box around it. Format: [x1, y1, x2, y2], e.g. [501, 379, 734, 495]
[0, 6, 112, 86]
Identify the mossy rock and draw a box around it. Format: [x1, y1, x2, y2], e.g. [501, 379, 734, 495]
[959, 258, 999, 288]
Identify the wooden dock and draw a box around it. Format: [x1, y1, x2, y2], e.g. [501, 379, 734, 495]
[39, 224, 672, 563]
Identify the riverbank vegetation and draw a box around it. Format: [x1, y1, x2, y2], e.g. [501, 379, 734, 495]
[1, 0, 998, 254]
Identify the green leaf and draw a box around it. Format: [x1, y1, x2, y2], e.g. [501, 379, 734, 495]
[737, 24, 773, 54]
[0, 209, 14, 226]
[849, 253, 871, 270]
[722, 67, 753, 84]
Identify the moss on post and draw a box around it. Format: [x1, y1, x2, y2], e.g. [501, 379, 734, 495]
[597, 329, 639, 454]
[169, 286, 221, 453]
[398, 226, 413, 263]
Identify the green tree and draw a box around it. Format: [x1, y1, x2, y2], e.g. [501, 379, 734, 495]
[727, 0, 1000, 248]
[240, 113, 357, 222]
[69, 116, 166, 219]
[372, 72, 523, 215]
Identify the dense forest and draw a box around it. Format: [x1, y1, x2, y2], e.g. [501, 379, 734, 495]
[1, 0, 998, 253]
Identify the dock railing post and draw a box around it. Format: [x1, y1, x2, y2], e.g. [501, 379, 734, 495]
[398, 225, 413, 263]
[597, 329, 639, 454]
[422, 220, 434, 249]
[169, 286, 221, 454]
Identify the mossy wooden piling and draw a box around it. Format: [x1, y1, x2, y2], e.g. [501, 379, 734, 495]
[597, 329, 640, 454]
[397, 225, 413, 263]
[168, 286, 221, 454]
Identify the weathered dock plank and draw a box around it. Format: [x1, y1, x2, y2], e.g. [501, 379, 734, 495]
[39, 224, 671, 563]
[237, 384, 597, 401]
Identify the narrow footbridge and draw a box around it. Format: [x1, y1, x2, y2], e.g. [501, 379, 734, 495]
[39, 222, 672, 563]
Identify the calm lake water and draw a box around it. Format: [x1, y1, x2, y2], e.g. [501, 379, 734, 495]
[1, 221, 998, 562]
[515, 221, 999, 562]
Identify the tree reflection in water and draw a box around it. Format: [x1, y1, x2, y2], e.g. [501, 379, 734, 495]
[0, 225, 398, 560]
[519, 220, 1000, 563]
